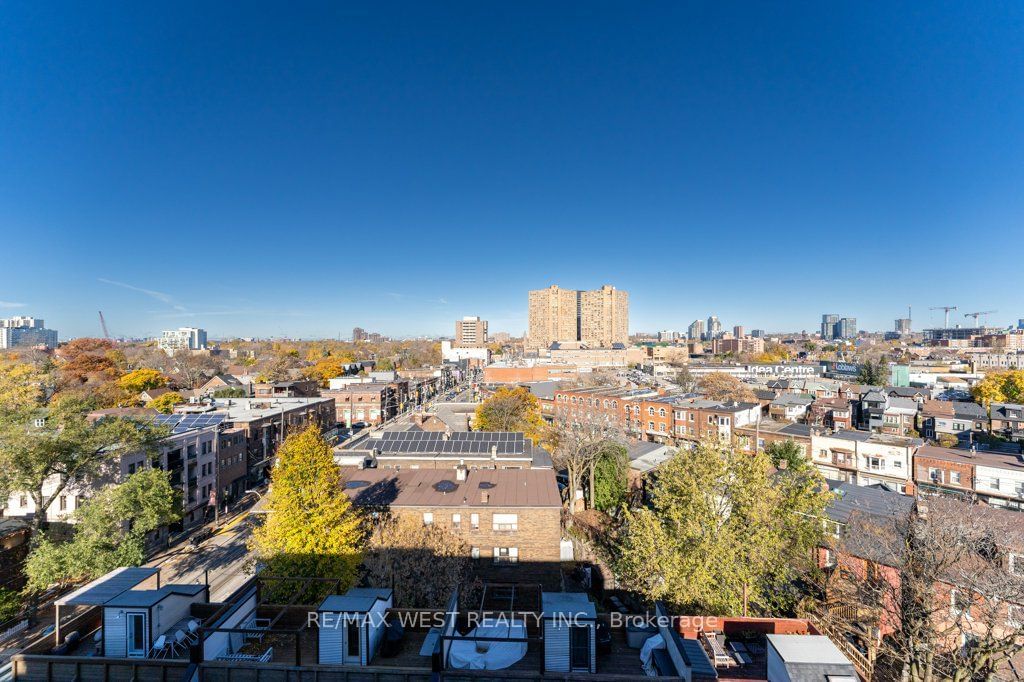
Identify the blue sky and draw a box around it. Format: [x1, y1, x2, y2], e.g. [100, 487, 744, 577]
[2, 2, 1023, 339]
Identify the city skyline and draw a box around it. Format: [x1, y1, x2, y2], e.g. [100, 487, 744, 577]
[3, 3, 1023, 338]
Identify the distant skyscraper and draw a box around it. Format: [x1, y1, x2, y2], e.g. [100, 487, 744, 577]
[455, 316, 488, 346]
[705, 315, 722, 341]
[658, 330, 680, 342]
[733, 325, 744, 338]
[158, 327, 207, 354]
[750, 329, 765, 338]
[835, 318, 857, 339]
[895, 318, 912, 334]
[527, 284, 628, 348]
[352, 327, 367, 342]
[687, 319, 705, 341]
[0, 316, 58, 349]
[821, 314, 840, 340]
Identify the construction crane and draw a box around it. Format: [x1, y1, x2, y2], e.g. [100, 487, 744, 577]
[930, 305, 958, 328]
[964, 310, 997, 326]
[98, 311, 111, 340]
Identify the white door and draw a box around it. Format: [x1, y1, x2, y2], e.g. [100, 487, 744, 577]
[126, 612, 147, 658]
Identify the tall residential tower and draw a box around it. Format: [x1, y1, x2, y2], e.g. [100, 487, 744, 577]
[527, 285, 628, 349]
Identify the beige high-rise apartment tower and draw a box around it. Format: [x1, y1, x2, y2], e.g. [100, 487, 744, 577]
[455, 316, 488, 346]
[527, 284, 628, 349]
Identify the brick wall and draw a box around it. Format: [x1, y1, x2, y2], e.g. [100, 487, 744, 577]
[392, 505, 562, 563]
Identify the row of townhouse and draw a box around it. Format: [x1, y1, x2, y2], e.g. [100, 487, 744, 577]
[552, 386, 760, 446]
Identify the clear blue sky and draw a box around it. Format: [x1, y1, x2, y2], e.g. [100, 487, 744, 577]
[2, 2, 1023, 339]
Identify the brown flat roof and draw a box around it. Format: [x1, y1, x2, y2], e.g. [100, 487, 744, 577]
[916, 444, 1024, 471]
[341, 468, 562, 508]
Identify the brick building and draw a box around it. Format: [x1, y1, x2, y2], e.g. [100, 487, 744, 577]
[807, 398, 853, 431]
[323, 383, 398, 427]
[482, 363, 579, 383]
[342, 468, 563, 566]
[914, 444, 1024, 510]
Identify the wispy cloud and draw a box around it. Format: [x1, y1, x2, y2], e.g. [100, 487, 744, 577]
[148, 309, 311, 319]
[0, 300, 26, 309]
[386, 292, 448, 305]
[98, 278, 187, 312]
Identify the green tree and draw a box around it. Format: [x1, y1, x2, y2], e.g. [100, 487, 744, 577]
[116, 368, 169, 394]
[473, 386, 545, 441]
[857, 358, 889, 386]
[763, 439, 806, 471]
[24, 468, 181, 590]
[0, 396, 167, 537]
[249, 427, 364, 601]
[616, 438, 831, 615]
[592, 443, 629, 512]
[147, 391, 183, 413]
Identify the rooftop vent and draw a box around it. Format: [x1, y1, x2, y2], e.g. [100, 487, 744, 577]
[344, 480, 370, 490]
[478, 481, 496, 489]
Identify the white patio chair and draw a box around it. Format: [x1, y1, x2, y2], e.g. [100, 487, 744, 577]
[186, 619, 201, 644]
[150, 635, 167, 658]
[171, 630, 188, 656]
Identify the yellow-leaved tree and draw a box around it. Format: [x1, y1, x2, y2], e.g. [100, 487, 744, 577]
[971, 370, 1024, 406]
[116, 368, 169, 394]
[472, 386, 545, 441]
[249, 426, 363, 601]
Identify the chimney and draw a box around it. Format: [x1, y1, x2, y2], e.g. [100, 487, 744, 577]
[481, 490, 490, 504]
[491, 445, 498, 459]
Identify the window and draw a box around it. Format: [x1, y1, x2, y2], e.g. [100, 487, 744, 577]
[493, 547, 518, 564]
[648, 421, 655, 431]
[823, 548, 836, 568]
[658, 423, 666, 433]
[951, 589, 972, 619]
[648, 407, 654, 416]
[18, 495, 26, 508]
[492, 513, 518, 532]
[59, 495, 67, 511]
[950, 471, 961, 485]
[658, 408, 666, 417]
[928, 467, 942, 483]
[471, 547, 480, 559]
[422, 512, 433, 526]
[470, 513, 479, 530]
[33, 418, 46, 428]
[867, 457, 883, 471]
[451, 513, 461, 529]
